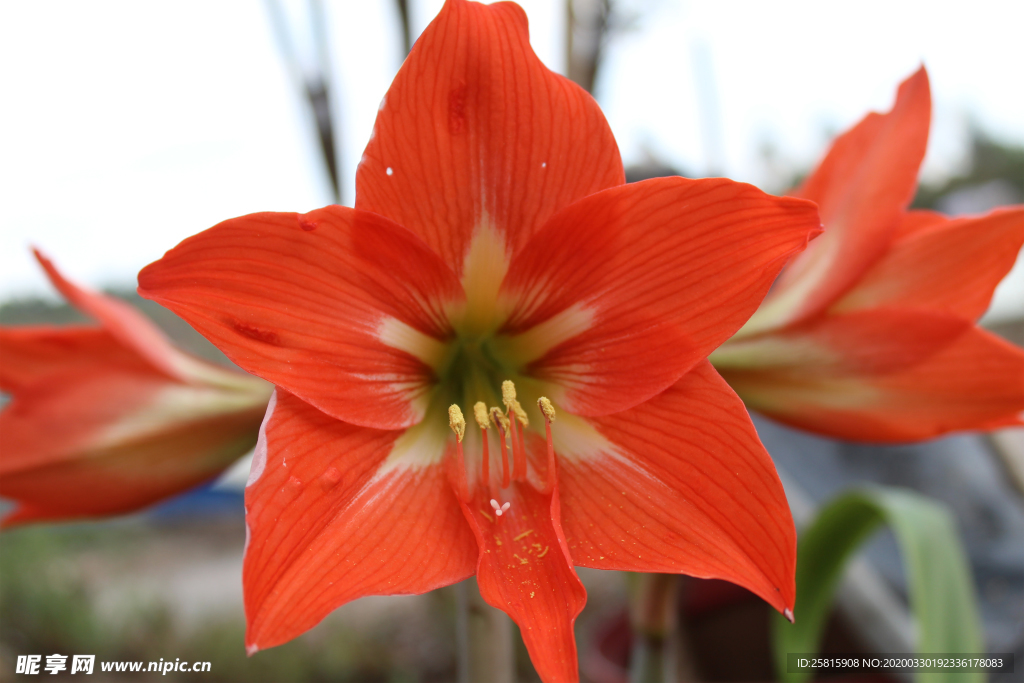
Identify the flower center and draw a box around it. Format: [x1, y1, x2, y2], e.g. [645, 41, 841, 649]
[436, 336, 514, 405]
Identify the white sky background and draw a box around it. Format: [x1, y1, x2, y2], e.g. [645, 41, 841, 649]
[1, 0, 1022, 317]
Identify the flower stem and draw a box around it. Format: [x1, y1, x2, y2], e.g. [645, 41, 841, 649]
[455, 577, 515, 683]
[629, 573, 696, 683]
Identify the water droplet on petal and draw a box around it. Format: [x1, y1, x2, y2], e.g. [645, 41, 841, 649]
[283, 476, 303, 499]
[320, 467, 342, 490]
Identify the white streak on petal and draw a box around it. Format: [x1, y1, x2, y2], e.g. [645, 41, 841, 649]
[247, 390, 277, 487]
[378, 317, 447, 369]
[710, 334, 837, 370]
[377, 418, 449, 476]
[96, 381, 268, 450]
[550, 411, 627, 466]
[492, 302, 595, 367]
[750, 376, 882, 411]
[453, 218, 512, 338]
[732, 236, 838, 340]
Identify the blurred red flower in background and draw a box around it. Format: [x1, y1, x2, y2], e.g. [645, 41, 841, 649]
[712, 67, 1024, 442]
[138, 1, 822, 680]
[0, 250, 271, 526]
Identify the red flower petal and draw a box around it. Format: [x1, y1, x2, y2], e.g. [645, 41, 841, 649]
[753, 67, 931, 329]
[556, 361, 796, 616]
[243, 391, 477, 653]
[32, 249, 216, 384]
[138, 206, 465, 430]
[719, 326, 1024, 442]
[891, 208, 947, 240]
[715, 309, 972, 376]
[500, 177, 821, 416]
[0, 326, 143, 393]
[355, 0, 624, 272]
[0, 366, 264, 526]
[453, 432, 586, 683]
[832, 207, 1024, 321]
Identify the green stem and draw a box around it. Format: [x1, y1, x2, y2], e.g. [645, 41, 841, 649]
[629, 573, 696, 683]
[455, 578, 515, 683]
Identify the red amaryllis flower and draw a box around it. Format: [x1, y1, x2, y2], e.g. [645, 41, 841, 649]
[0, 250, 272, 526]
[712, 67, 1024, 442]
[138, 2, 820, 680]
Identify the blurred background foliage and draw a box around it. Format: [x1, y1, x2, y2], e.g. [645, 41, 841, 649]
[0, 522, 462, 682]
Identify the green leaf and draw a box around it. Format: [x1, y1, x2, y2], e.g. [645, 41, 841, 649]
[772, 486, 983, 683]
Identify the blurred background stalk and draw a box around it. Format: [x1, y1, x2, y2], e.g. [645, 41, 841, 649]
[455, 578, 515, 683]
[265, 0, 342, 204]
[565, 0, 611, 94]
[629, 572, 696, 683]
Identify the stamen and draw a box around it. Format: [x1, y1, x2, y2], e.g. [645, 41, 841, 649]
[489, 406, 510, 433]
[538, 397, 556, 423]
[507, 415, 524, 481]
[448, 404, 466, 442]
[473, 402, 490, 430]
[501, 380, 517, 410]
[511, 399, 529, 427]
[489, 498, 512, 517]
[448, 404, 469, 501]
[473, 402, 490, 489]
[501, 381, 529, 482]
[538, 397, 556, 491]
[510, 398, 529, 480]
[511, 407, 528, 481]
[489, 407, 511, 488]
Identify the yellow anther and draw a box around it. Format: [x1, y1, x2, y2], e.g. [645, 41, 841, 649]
[448, 404, 466, 442]
[489, 406, 510, 432]
[501, 380, 517, 409]
[511, 399, 529, 427]
[538, 397, 556, 423]
[473, 401, 490, 430]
